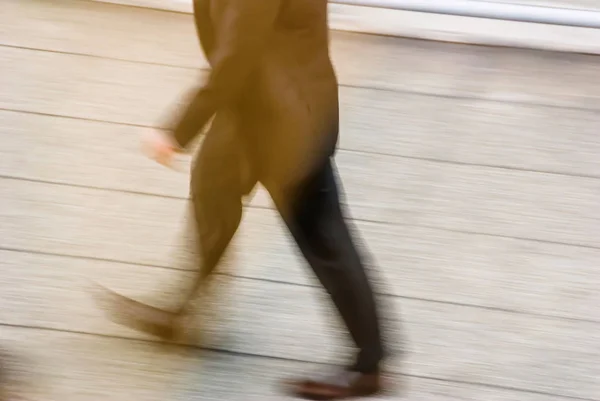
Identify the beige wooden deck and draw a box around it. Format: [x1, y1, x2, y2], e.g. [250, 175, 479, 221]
[1, 1, 599, 400]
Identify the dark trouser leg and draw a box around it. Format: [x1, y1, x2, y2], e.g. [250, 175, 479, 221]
[277, 159, 384, 373]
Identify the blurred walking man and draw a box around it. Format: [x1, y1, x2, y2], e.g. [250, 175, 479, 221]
[102, 0, 387, 398]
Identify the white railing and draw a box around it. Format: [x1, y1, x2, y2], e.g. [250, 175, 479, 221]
[333, 0, 600, 28]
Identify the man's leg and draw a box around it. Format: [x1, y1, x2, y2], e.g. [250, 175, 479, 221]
[276, 158, 385, 399]
[96, 115, 252, 339]
[177, 119, 253, 313]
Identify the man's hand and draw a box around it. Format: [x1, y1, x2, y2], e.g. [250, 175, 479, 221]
[141, 129, 184, 169]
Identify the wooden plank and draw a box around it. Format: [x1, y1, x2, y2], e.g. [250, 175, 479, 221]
[0, 150, 436, 234]
[2, 326, 185, 401]
[2, 178, 599, 322]
[235, 214, 600, 324]
[0, 90, 454, 198]
[450, 100, 600, 178]
[1, 326, 580, 401]
[1, 251, 599, 399]
[3, 47, 600, 179]
[0, 47, 462, 179]
[0, 178, 191, 268]
[0, 45, 201, 128]
[0, 44, 463, 158]
[1, 325, 307, 401]
[5, 94, 600, 195]
[4, 0, 600, 108]
[420, 164, 600, 248]
[3, 44, 600, 246]
[4, 143, 600, 250]
[2, 0, 205, 67]
[0, 109, 192, 199]
[471, 46, 600, 109]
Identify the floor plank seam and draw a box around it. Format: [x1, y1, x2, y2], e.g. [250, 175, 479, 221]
[3, 44, 600, 114]
[3, 107, 600, 180]
[405, 373, 600, 401]
[2, 322, 596, 400]
[2, 174, 599, 252]
[2, 246, 598, 325]
[0, 322, 326, 365]
[84, 0, 191, 15]
[0, 42, 205, 70]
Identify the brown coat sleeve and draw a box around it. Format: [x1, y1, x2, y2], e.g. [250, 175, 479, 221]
[171, 0, 282, 149]
[192, 0, 215, 59]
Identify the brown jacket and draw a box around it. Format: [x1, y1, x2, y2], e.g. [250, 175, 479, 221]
[169, 0, 339, 196]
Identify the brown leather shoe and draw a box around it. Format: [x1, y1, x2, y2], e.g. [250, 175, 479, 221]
[285, 369, 382, 400]
[91, 283, 180, 341]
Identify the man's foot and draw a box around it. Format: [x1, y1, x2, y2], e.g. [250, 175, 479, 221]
[91, 284, 180, 341]
[284, 369, 382, 400]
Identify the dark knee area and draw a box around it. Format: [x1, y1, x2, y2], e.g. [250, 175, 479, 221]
[288, 160, 341, 261]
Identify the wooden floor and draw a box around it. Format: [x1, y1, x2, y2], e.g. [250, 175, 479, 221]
[1, 1, 600, 400]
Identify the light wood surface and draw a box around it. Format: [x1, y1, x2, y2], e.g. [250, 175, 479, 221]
[1, 1, 599, 400]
